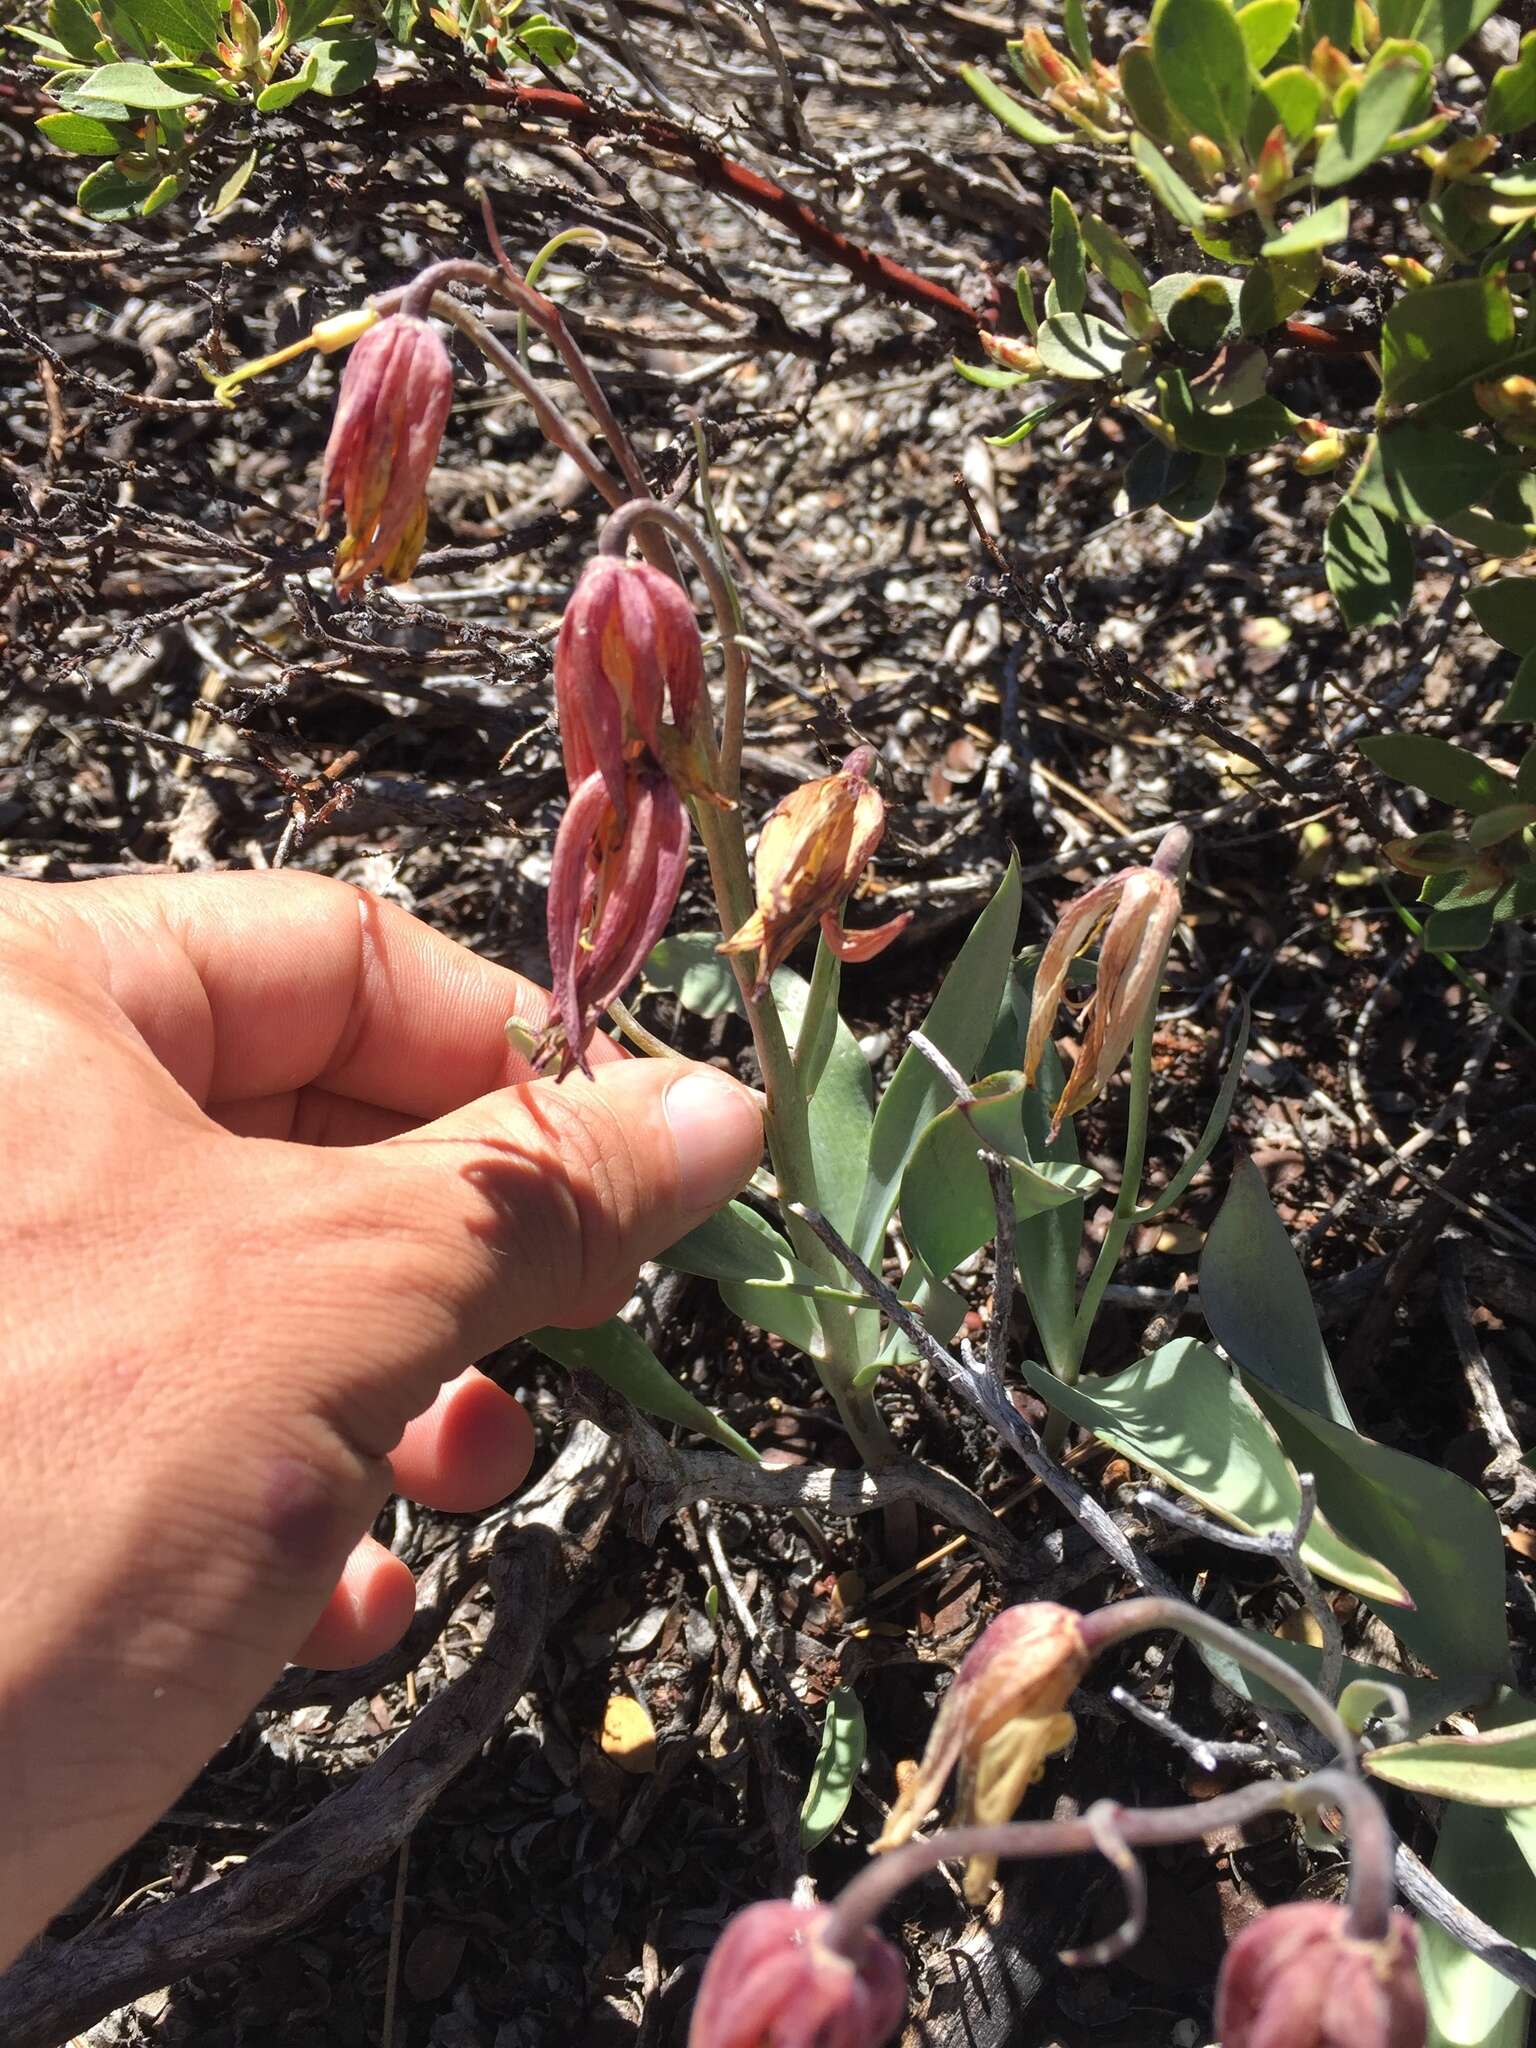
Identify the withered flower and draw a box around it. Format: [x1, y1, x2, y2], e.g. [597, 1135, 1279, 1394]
[556, 555, 705, 811]
[873, 1603, 1089, 1905]
[1023, 832, 1186, 1139]
[1216, 1902, 1425, 2048]
[719, 747, 909, 995]
[545, 759, 690, 1078]
[688, 1901, 906, 2048]
[318, 312, 454, 597]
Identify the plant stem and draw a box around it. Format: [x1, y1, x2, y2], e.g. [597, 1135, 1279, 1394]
[819, 1767, 1392, 1958]
[1064, 994, 1155, 1379]
[1076, 1595, 1360, 1775]
[601, 499, 893, 1468]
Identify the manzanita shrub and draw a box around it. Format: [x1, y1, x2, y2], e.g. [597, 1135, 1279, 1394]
[14, 0, 571, 220]
[208, 192, 1533, 2046]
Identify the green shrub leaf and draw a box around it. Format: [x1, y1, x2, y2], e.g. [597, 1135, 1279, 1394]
[1047, 187, 1086, 315]
[75, 58, 202, 106]
[1237, 0, 1299, 67]
[1325, 500, 1415, 628]
[36, 109, 128, 153]
[960, 63, 1072, 146]
[1353, 425, 1509, 525]
[1469, 576, 1536, 653]
[1314, 49, 1432, 185]
[1150, 0, 1252, 150]
[1260, 196, 1351, 255]
[1488, 31, 1536, 134]
[1367, 1720, 1536, 1805]
[1380, 274, 1514, 407]
[1130, 131, 1207, 227]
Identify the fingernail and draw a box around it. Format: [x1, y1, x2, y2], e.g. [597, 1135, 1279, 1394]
[665, 1067, 764, 1212]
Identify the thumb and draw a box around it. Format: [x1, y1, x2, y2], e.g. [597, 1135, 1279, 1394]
[333, 1057, 762, 1395]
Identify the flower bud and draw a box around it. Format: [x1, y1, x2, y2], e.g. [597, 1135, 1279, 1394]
[1475, 374, 1536, 426]
[1023, 843, 1184, 1140]
[555, 555, 704, 812]
[1186, 133, 1227, 186]
[979, 329, 1044, 376]
[1437, 133, 1498, 182]
[544, 760, 691, 1077]
[318, 312, 454, 596]
[873, 1604, 1090, 1905]
[1381, 254, 1434, 290]
[1295, 434, 1348, 474]
[1253, 124, 1292, 200]
[689, 1902, 906, 2048]
[1216, 1902, 1425, 2048]
[719, 748, 910, 995]
[1310, 37, 1357, 94]
[1010, 24, 1077, 96]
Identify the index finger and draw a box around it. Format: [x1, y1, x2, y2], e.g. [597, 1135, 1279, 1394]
[0, 870, 621, 1117]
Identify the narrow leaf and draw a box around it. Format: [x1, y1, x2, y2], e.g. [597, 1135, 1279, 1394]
[530, 1319, 760, 1463]
[800, 1686, 867, 1849]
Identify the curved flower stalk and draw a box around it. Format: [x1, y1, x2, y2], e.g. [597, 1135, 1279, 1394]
[719, 747, 910, 996]
[692, 1603, 1420, 2048]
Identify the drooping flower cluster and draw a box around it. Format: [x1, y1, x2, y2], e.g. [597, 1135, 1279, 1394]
[719, 747, 909, 997]
[543, 553, 705, 1075]
[688, 1901, 905, 2048]
[318, 312, 455, 595]
[1024, 838, 1185, 1139]
[873, 1602, 1089, 1904]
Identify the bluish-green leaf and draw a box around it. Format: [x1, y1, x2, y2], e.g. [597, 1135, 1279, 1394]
[1150, 273, 1242, 351]
[1421, 1801, 1536, 2048]
[1138, 995, 1250, 1219]
[75, 161, 156, 217]
[1359, 733, 1519, 813]
[1202, 1153, 1353, 1424]
[129, 0, 222, 57]
[1036, 311, 1137, 380]
[303, 33, 376, 93]
[853, 862, 1021, 1261]
[1391, 0, 1499, 63]
[1367, 1720, 1536, 1805]
[1150, 0, 1252, 149]
[800, 1685, 867, 1849]
[1157, 366, 1289, 454]
[1082, 214, 1151, 299]
[1020, 1340, 1409, 1603]
[1326, 500, 1415, 628]
[531, 1318, 760, 1462]
[1064, 0, 1092, 63]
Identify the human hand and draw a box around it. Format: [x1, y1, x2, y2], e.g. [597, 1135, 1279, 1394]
[0, 871, 762, 1968]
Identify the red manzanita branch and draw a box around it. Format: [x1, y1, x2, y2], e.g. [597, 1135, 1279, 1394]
[377, 78, 985, 335]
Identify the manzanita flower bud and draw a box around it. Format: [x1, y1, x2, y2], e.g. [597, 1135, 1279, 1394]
[979, 330, 1044, 376]
[1186, 133, 1227, 187]
[1310, 37, 1357, 95]
[1475, 374, 1536, 426]
[319, 312, 454, 596]
[1295, 435, 1348, 475]
[1382, 254, 1434, 290]
[1010, 24, 1077, 96]
[689, 1901, 906, 2048]
[873, 1603, 1090, 1905]
[1023, 842, 1184, 1140]
[1253, 124, 1292, 200]
[555, 555, 705, 811]
[718, 748, 910, 996]
[545, 759, 690, 1077]
[1215, 1902, 1426, 2048]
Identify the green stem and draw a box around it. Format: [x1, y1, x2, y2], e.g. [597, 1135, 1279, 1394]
[1064, 994, 1156, 1380]
[516, 226, 604, 371]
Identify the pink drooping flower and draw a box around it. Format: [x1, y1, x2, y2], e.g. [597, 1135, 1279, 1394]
[872, 1602, 1090, 1904]
[1215, 1902, 1425, 2048]
[318, 313, 454, 596]
[1023, 829, 1187, 1139]
[689, 1901, 906, 2048]
[718, 747, 910, 995]
[555, 555, 704, 810]
[545, 758, 690, 1077]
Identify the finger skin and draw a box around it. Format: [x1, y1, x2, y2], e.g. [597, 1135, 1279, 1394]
[294, 1535, 417, 1671]
[0, 869, 620, 1124]
[0, 876, 762, 1967]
